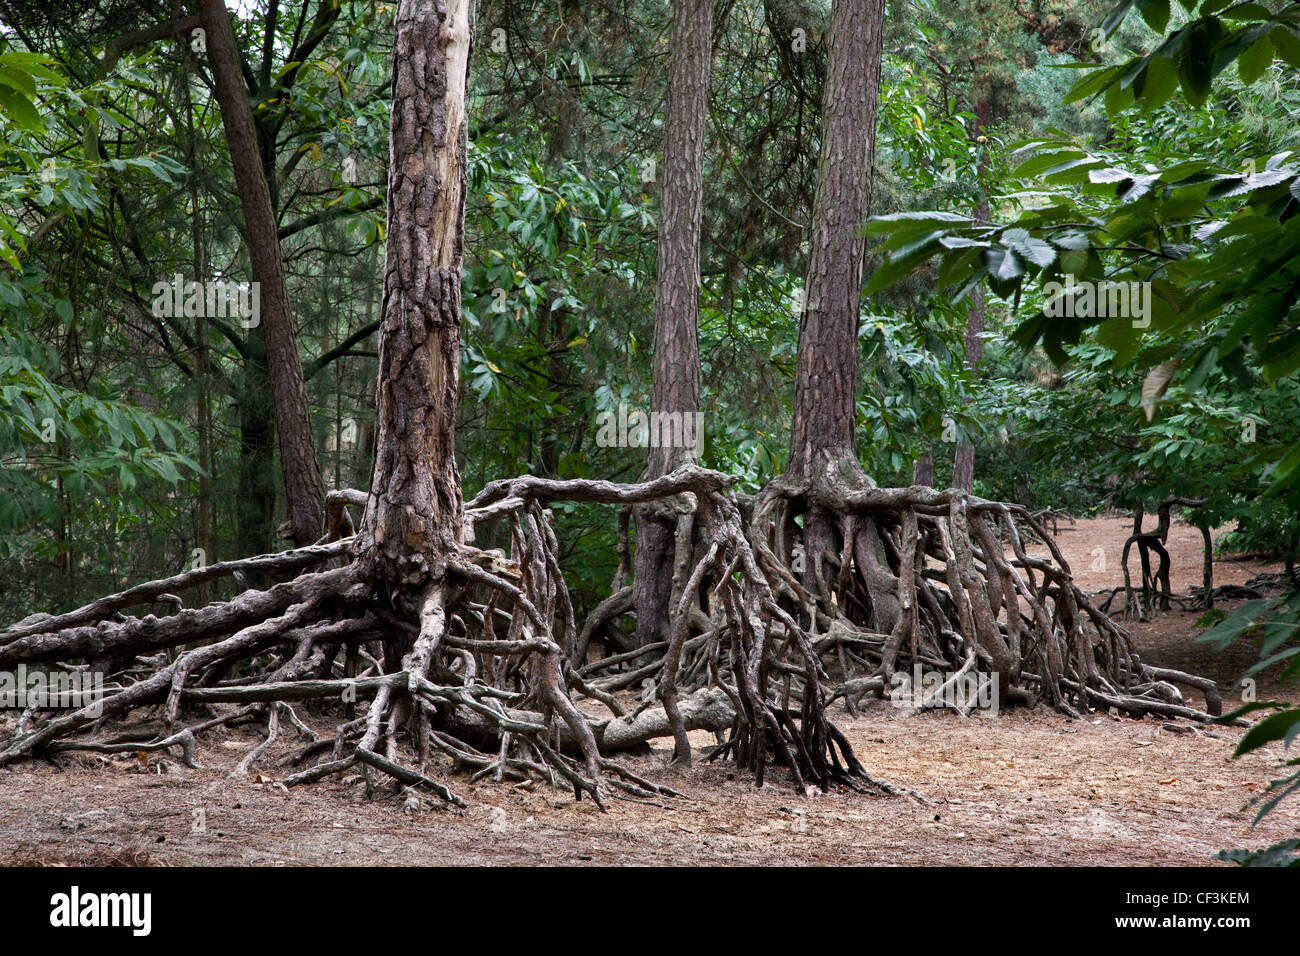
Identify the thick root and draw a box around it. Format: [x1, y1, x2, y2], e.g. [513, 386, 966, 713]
[2, 466, 1217, 809]
[744, 472, 1221, 721]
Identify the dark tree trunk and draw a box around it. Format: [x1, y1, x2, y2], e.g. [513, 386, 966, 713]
[784, 0, 886, 618]
[199, 0, 325, 547]
[912, 449, 934, 487]
[235, 328, 276, 561]
[953, 97, 991, 494]
[787, 0, 883, 482]
[952, 284, 984, 492]
[633, 0, 714, 647]
[356, 0, 471, 599]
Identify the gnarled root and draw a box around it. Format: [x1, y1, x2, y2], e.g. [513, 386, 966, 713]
[2, 466, 1214, 809]
[742, 471, 1221, 722]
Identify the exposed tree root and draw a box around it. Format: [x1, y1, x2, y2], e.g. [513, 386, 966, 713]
[1101, 496, 1211, 621]
[738, 470, 1222, 719]
[467, 465, 883, 792]
[0, 466, 1225, 809]
[0, 465, 896, 807]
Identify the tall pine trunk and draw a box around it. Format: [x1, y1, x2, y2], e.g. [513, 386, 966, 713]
[953, 98, 991, 493]
[199, 0, 325, 547]
[786, 0, 885, 608]
[356, 0, 471, 602]
[632, 0, 714, 647]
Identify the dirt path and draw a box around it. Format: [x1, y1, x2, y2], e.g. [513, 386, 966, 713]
[2, 517, 1296, 866]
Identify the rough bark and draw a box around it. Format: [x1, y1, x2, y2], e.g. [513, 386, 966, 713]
[633, 0, 714, 647]
[953, 298, 985, 493]
[782, 0, 889, 628]
[912, 449, 934, 487]
[953, 98, 991, 494]
[235, 327, 277, 560]
[787, 0, 883, 481]
[355, 0, 471, 597]
[198, 0, 325, 547]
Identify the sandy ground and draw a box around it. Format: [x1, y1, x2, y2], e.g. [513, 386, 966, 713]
[1, 517, 1296, 866]
[1020, 513, 1277, 596]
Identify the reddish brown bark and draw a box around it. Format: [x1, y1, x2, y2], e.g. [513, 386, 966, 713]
[782, 0, 886, 619]
[912, 449, 934, 487]
[787, 0, 884, 484]
[954, 97, 991, 493]
[633, 0, 714, 647]
[198, 0, 325, 546]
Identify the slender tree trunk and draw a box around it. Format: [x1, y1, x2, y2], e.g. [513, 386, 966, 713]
[786, 0, 885, 584]
[538, 301, 567, 478]
[198, 0, 325, 547]
[235, 330, 276, 560]
[912, 449, 934, 487]
[632, 0, 714, 647]
[953, 98, 990, 494]
[356, 0, 471, 602]
[787, 0, 883, 483]
[952, 284, 984, 492]
[192, 206, 213, 594]
[180, 32, 213, 598]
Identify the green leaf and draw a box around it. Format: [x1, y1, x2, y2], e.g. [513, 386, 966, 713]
[1138, 0, 1170, 33]
[1089, 167, 1134, 184]
[1042, 156, 1107, 183]
[1013, 148, 1084, 180]
[1005, 232, 1057, 269]
[1095, 314, 1143, 366]
[1100, 0, 1137, 39]
[1235, 708, 1300, 757]
[1064, 65, 1123, 106]
[1211, 699, 1291, 724]
[938, 236, 989, 250]
[1179, 18, 1223, 108]
[0, 64, 37, 98]
[1119, 173, 1160, 203]
[1136, 54, 1181, 112]
[992, 246, 1023, 282]
[1220, 2, 1272, 19]
[1270, 26, 1300, 68]
[864, 238, 945, 292]
[0, 84, 42, 131]
[1215, 839, 1300, 867]
[1105, 75, 1136, 113]
[1051, 230, 1092, 251]
[865, 210, 971, 234]
[1238, 33, 1273, 84]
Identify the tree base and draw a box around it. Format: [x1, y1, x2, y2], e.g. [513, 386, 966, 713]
[0, 466, 1224, 809]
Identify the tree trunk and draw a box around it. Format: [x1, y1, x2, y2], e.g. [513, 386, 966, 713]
[787, 0, 883, 483]
[198, 0, 325, 547]
[356, 0, 471, 599]
[784, 0, 886, 617]
[953, 97, 990, 494]
[912, 449, 934, 487]
[632, 0, 714, 647]
[235, 329, 276, 561]
[952, 283, 984, 492]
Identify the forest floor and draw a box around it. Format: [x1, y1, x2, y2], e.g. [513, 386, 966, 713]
[1, 516, 1297, 866]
